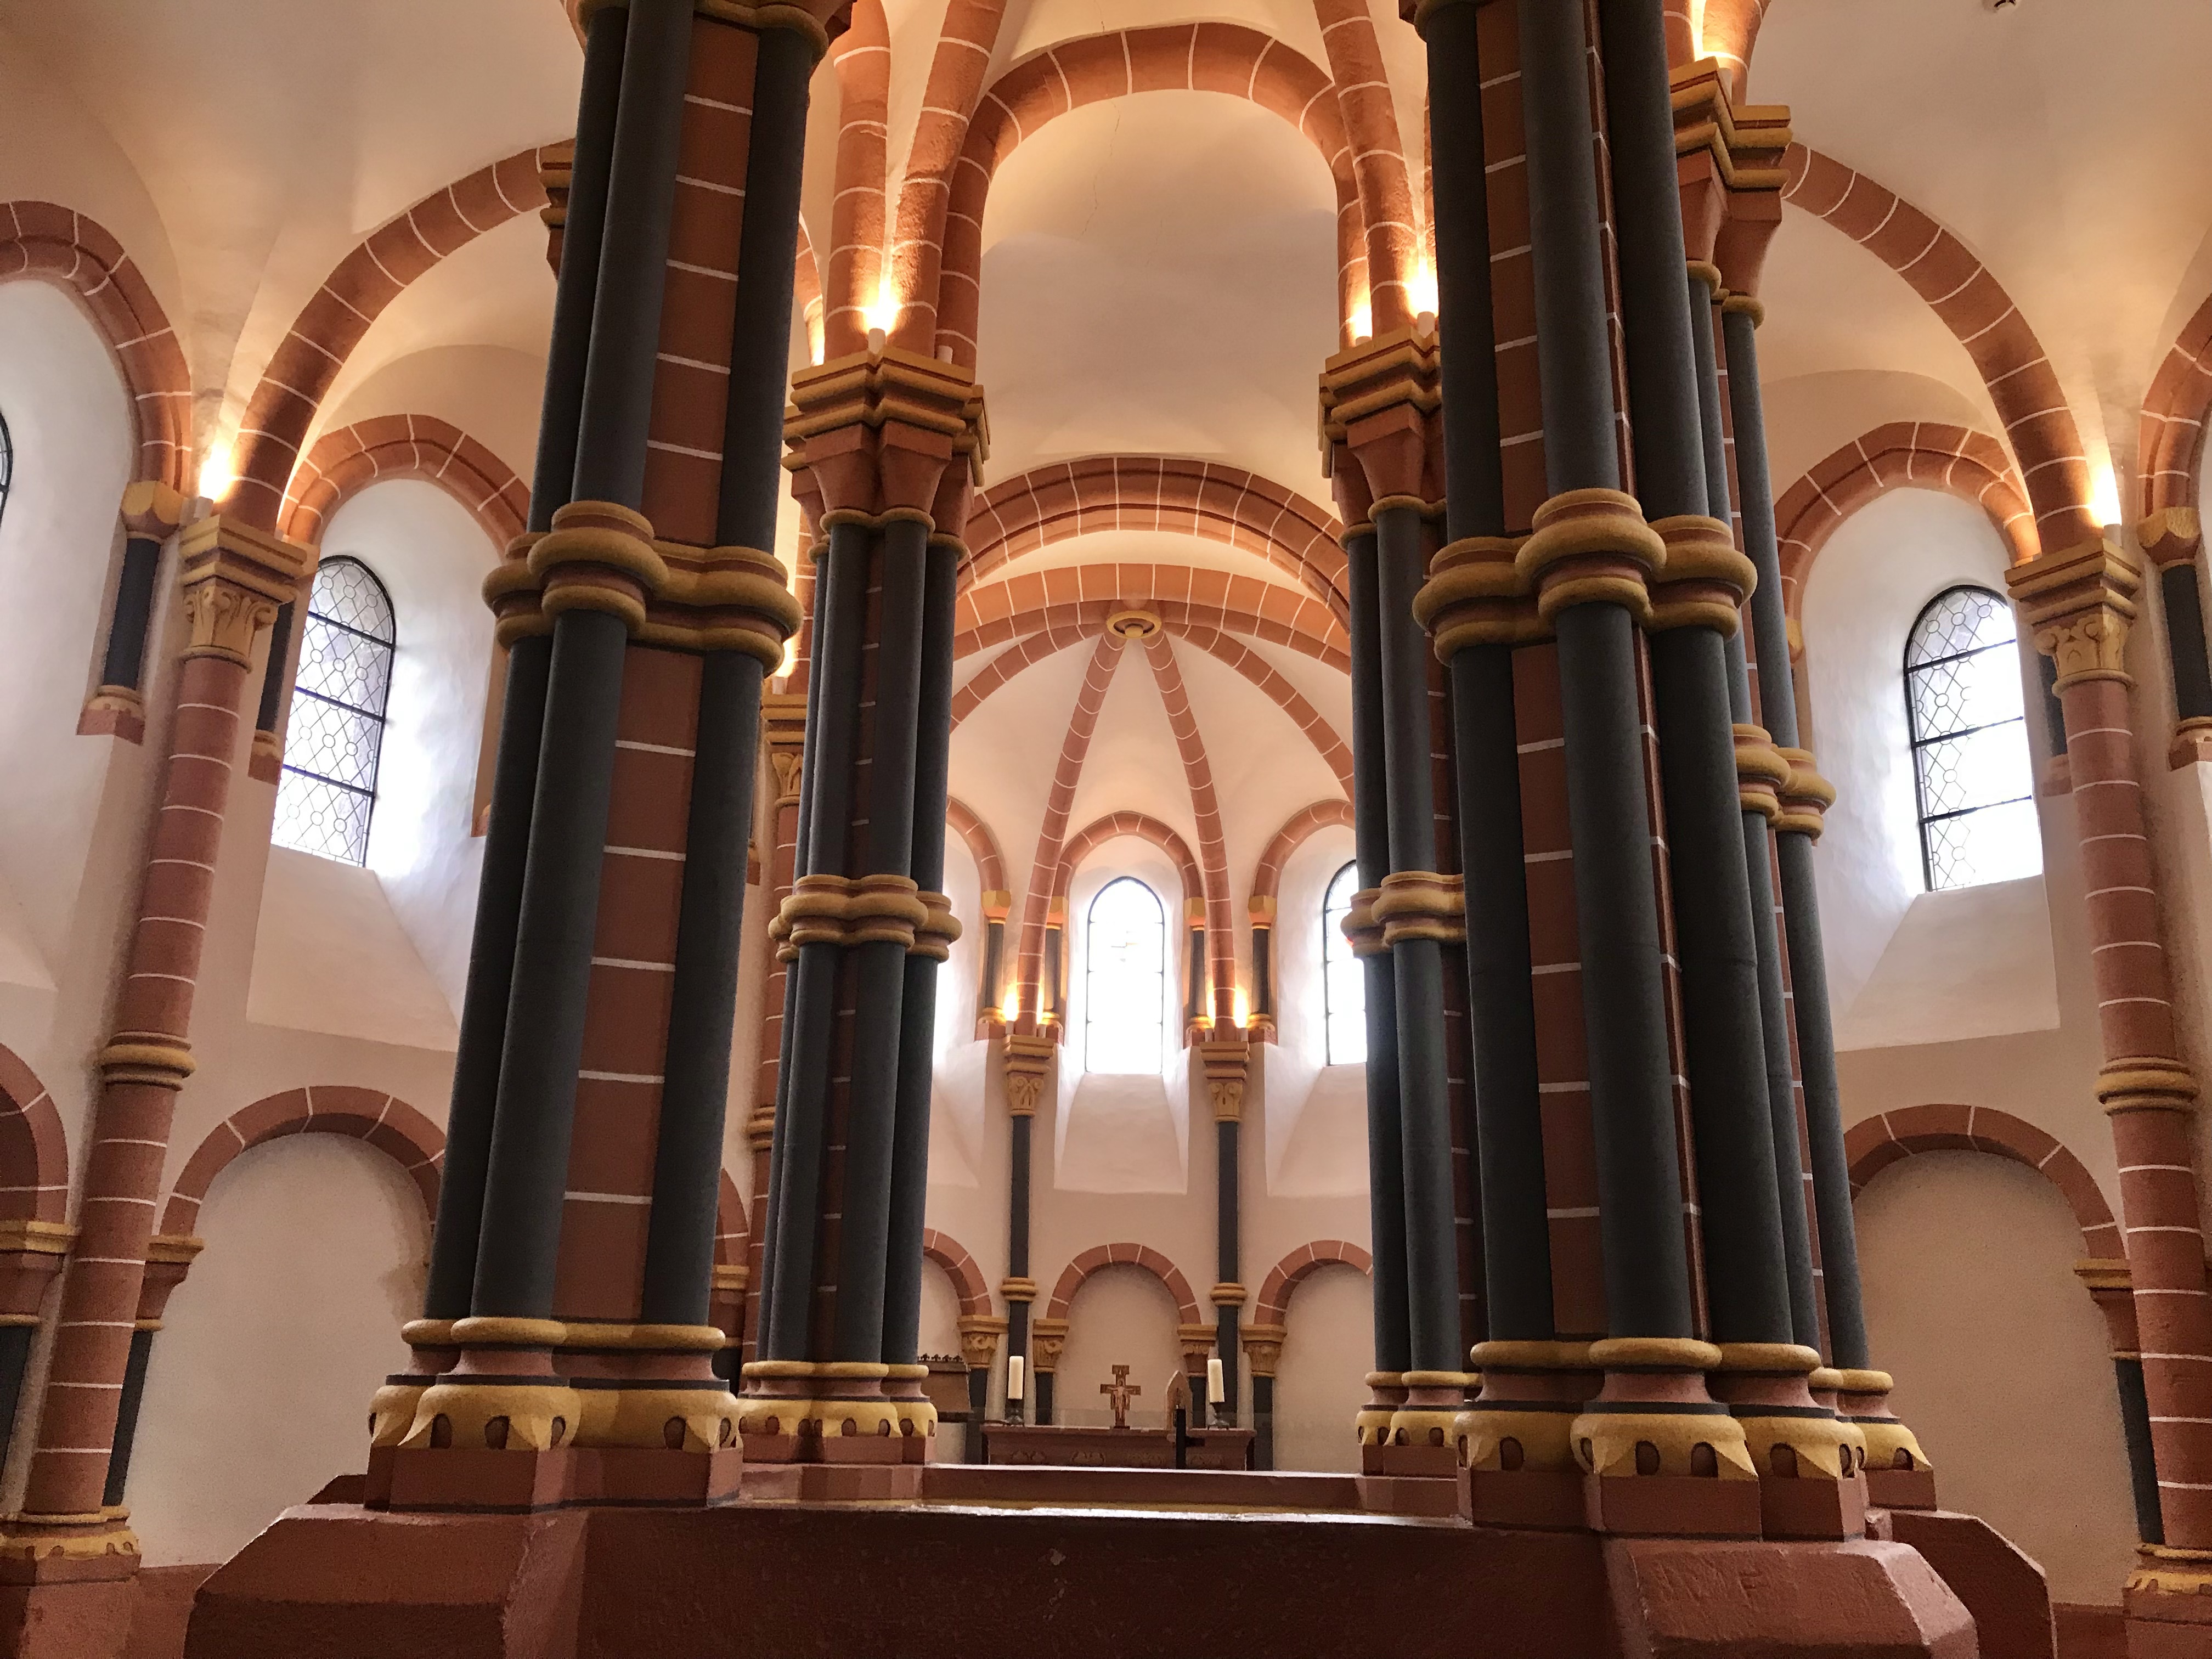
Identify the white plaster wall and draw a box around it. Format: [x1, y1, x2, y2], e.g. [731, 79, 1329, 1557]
[129, 1136, 425, 1567]
[1858, 1152, 2137, 1606]
[1799, 486, 2058, 1039]
[340, 481, 498, 1018]
[1263, 826, 1366, 1197]
[1052, 1264, 1185, 1430]
[1269, 1262, 1370, 1473]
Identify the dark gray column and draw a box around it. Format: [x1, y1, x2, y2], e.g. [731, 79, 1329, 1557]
[469, 0, 693, 1320]
[1216, 1115, 1240, 1417]
[99, 1328, 155, 1507]
[761, 521, 871, 1359]
[1519, 0, 1692, 1340]
[1251, 1374, 1276, 1469]
[1424, 0, 1551, 1345]
[97, 537, 164, 699]
[966, 1365, 989, 1462]
[883, 538, 962, 1364]
[251, 601, 298, 751]
[830, 521, 928, 1362]
[2159, 563, 2212, 727]
[1373, 505, 1460, 1374]
[1724, 305, 1870, 1368]
[1347, 527, 1411, 1375]
[2117, 1355, 2166, 1544]
[1689, 274, 1820, 1346]
[424, 5, 623, 1322]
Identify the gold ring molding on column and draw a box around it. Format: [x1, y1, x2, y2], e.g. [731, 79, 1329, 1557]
[1340, 889, 1387, 959]
[1773, 748, 1837, 838]
[1646, 515, 1756, 634]
[997, 1276, 1037, 1305]
[98, 1040, 196, 1088]
[2097, 1059, 2199, 1115]
[1734, 724, 1790, 819]
[486, 500, 802, 662]
[1415, 535, 1541, 654]
[1372, 871, 1466, 947]
[769, 872, 929, 959]
[911, 893, 964, 962]
[570, 0, 836, 58]
[178, 516, 313, 667]
[1518, 489, 1668, 625]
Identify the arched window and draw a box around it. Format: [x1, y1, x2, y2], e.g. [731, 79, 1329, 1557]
[1084, 877, 1166, 1074]
[0, 409, 13, 532]
[1323, 861, 1365, 1065]
[1905, 584, 2040, 891]
[273, 557, 396, 866]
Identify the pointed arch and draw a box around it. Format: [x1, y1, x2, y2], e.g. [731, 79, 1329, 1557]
[1780, 145, 2095, 556]
[227, 145, 557, 529]
[0, 202, 190, 492]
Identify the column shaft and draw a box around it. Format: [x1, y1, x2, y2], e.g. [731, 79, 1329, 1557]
[1347, 528, 1411, 1374]
[2159, 562, 2212, 724]
[97, 537, 164, 697]
[1216, 1115, 1240, 1416]
[883, 539, 960, 1364]
[1722, 308, 1870, 1364]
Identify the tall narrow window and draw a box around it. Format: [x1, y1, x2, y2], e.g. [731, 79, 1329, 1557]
[0, 409, 13, 532]
[1084, 877, 1166, 1074]
[1322, 860, 1366, 1065]
[1905, 584, 2040, 891]
[273, 557, 396, 866]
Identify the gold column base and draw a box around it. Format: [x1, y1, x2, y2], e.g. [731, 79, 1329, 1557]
[1387, 1370, 1476, 1449]
[737, 1360, 900, 1442]
[0, 1513, 141, 1564]
[1712, 1344, 1866, 1480]
[885, 1363, 940, 1444]
[2130, 1543, 2212, 1598]
[1355, 1370, 1406, 1447]
[1570, 1339, 1756, 1480]
[1455, 1341, 1595, 1472]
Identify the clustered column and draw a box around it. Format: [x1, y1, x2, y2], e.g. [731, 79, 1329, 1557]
[365, 0, 811, 1512]
[742, 343, 984, 1465]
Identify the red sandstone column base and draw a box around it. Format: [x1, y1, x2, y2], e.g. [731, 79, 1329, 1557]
[1881, 1509, 2056, 1659]
[2126, 1547, 2212, 1658]
[186, 1481, 1982, 1659]
[0, 1549, 140, 1659]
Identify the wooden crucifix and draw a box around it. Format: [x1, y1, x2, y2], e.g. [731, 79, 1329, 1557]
[1099, 1364, 1141, 1429]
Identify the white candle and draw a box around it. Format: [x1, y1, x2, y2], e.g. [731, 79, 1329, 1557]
[1207, 1356, 1224, 1405]
[1007, 1355, 1025, 1401]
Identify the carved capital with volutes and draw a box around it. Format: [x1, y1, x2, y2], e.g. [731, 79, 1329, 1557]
[957, 1314, 1008, 1370]
[177, 515, 311, 667]
[1242, 1322, 1288, 1379]
[1029, 1316, 1070, 1373]
[1003, 1033, 1056, 1118]
[2005, 535, 2142, 693]
[1198, 1041, 1249, 1123]
[763, 690, 808, 802]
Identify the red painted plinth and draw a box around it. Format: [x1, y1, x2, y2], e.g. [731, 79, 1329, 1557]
[186, 1469, 1984, 1659]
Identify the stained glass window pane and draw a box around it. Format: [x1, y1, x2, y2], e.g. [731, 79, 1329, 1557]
[273, 556, 395, 866]
[1085, 878, 1166, 1075]
[1323, 861, 1365, 1065]
[1905, 585, 2040, 892]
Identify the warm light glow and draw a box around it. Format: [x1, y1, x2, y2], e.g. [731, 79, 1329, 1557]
[861, 281, 900, 338]
[1408, 260, 1439, 320]
[805, 298, 826, 366]
[1349, 302, 1373, 344]
[776, 636, 799, 682]
[1231, 986, 1250, 1029]
[2090, 456, 2122, 528]
[196, 441, 235, 504]
[1001, 986, 1020, 1024]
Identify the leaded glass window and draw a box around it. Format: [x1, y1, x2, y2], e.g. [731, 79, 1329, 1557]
[273, 557, 395, 865]
[0, 409, 13, 533]
[1905, 585, 2040, 891]
[1084, 877, 1166, 1075]
[1323, 861, 1365, 1065]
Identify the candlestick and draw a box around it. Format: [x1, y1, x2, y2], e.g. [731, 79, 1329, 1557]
[1207, 1356, 1224, 1405]
[1007, 1355, 1025, 1401]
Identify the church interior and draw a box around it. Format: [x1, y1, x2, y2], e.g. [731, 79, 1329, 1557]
[0, 0, 2209, 1653]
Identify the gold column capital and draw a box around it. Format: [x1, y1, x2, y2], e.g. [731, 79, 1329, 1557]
[119, 479, 187, 541]
[176, 515, 312, 666]
[2005, 535, 2142, 692]
[1002, 1034, 1056, 1118]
